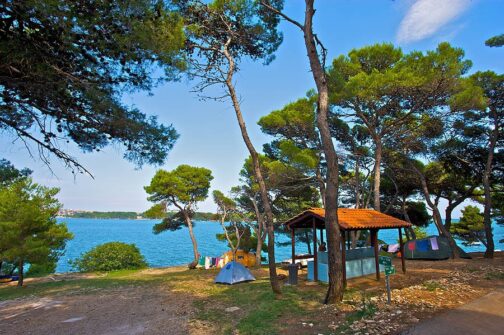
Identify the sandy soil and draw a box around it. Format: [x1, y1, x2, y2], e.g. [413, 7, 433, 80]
[0, 285, 194, 335]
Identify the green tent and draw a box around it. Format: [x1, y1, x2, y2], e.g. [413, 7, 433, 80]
[404, 236, 471, 260]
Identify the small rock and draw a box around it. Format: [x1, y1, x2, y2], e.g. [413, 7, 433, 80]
[225, 306, 240, 312]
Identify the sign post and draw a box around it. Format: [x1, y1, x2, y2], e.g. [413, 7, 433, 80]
[379, 256, 395, 304]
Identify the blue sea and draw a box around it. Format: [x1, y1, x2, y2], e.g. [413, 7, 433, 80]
[55, 218, 504, 273]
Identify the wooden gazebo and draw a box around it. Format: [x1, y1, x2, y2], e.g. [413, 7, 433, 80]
[283, 208, 412, 285]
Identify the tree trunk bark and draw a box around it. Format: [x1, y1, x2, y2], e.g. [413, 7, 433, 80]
[412, 165, 459, 258]
[316, 164, 326, 206]
[483, 122, 497, 258]
[355, 157, 360, 209]
[302, 0, 343, 304]
[401, 199, 416, 240]
[219, 211, 237, 256]
[251, 198, 265, 267]
[373, 138, 382, 212]
[255, 231, 263, 266]
[350, 231, 360, 249]
[224, 50, 281, 295]
[184, 212, 200, 269]
[305, 231, 312, 254]
[444, 186, 477, 231]
[444, 204, 453, 231]
[17, 259, 24, 287]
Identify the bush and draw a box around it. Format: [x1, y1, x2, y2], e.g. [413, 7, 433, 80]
[27, 261, 57, 277]
[71, 242, 147, 272]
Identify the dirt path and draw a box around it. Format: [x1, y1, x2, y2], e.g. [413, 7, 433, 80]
[0, 285, 194, 335]
[401, 289, 504, 335]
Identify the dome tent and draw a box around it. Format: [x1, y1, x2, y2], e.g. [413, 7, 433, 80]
[404, 235, 471, 260]
[215, 261, 255, 285]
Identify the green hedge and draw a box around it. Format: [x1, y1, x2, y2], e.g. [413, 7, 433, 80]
[71, 242, 147, 272]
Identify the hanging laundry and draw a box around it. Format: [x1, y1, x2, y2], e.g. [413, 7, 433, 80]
[211, 257, 217, 267]
[205, 256, 212, 269]
[417, 239, 429, 252]
[387, 244, 400, 253]
[430, 237, 439, 250]
[198, 255, 205, 267]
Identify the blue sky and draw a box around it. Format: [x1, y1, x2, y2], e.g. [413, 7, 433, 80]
[1, 0, 502, 216]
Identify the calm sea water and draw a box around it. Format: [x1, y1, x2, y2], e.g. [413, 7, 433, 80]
[56, 218, 504, 273]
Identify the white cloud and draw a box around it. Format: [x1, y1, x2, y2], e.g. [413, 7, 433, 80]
[397, 0, 471, 44]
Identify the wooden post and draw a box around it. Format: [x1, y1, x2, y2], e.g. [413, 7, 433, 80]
[291, 228, 296, 265]
[399, 228, 406, 273]
[341, 230, 347, 288]
[313, 218, 318, 281]
[371, 229, 380, 281]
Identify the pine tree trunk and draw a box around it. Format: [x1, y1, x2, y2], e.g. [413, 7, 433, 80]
[413, 165, 459, 258]
[223, 49, 281, 295]
[252, 198, 265, 267]
[351, 231, 360, 249]
[401, 199, 416, 240]
[355, 157, 360, 209]
[303, 0, 343, 304]
[444, 204, 453, 231]
[255, 231, 263, 266]
[373, 138, 382, 212]
[305, 231, 312, 254]
[483, 115, 498, 258]
[184, 212, 200, 269]
[17, 259, 24, 287]
[316, 164, 326, 206]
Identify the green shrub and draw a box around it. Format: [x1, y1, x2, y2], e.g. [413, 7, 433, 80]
[27, 261, 57, 277]
[71, 242, 147, 272]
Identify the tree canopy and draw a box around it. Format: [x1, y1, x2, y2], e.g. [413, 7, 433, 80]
[450, 206, 486, 246]
[485, 34, 504, 47]
[0, 178, 73, 285]
[0, 158, 32, 186]
[144, 164, 213, 268]
[1, 0, 185, 173]
[145, 165, 213, 207]
[328, 42, 473, 212]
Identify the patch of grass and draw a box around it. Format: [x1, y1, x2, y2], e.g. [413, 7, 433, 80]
[345, 295, 376, 324]
[0, 269, 165, 301]
[484, 271, 504, 280]
[336, 294, 376, 334]
[422, 280, 444, 291]
[190, 274, 323, 335]
[343, 287, 359, 300]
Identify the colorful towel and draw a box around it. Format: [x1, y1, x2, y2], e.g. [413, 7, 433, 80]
[387, 244, 400, 253]
[198, 255, 205, 266]
[408, 241, 416, 251]
[417, 239, 429, 252]
[430, 237, 439, 250]
[211, 257, 217, 267]
[205, 256, 211, 269]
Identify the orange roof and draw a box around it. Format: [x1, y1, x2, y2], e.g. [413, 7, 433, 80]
[284, 208, 412, 230]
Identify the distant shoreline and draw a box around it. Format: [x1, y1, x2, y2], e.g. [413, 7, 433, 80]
[57, 216, 219, 222]
[57, 210, 218, 221]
